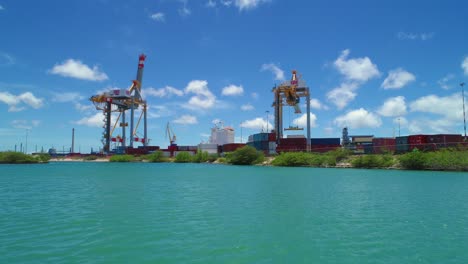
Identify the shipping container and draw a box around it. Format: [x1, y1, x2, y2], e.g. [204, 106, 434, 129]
[252, 133, 269, 142]
[310, 144, 341, 153]
[268, 132, 276, 142]
[352, 136, 373, 143]
[396, 136, 409, 153]
[372, 138, 396, 154]
[408, 134, 429, 151]
[427, 134, 463, 149]
[310, 138, 341, 145]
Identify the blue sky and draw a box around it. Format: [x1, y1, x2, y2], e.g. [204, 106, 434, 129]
[1, 0, 468, 153]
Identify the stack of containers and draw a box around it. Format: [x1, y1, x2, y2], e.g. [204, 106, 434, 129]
[395, 136, 409, 153]
[427, 134, 462, 149]
[372, 138, 396, 154]
[276, 136, 307, 152]
[408, 135, 429, 151]
[310, 138, 341, 153]
[247, 132, 277, 154]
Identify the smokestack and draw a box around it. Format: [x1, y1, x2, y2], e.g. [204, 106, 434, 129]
[72, 128, 75, 153]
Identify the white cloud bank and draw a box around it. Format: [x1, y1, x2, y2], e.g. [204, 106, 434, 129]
[334, 49, 380, 82]
[50, 59, 108, 81]
[261, 63, 285, 81]
[241, 104, 254, 111]
[144, 86, 184, 98]
[462, 56, 468, 76]
[410, 93, 465, 121]
[378, 96, 407, 117]
[74, 113, 104, 127]
[222, 84, 244, 96]
[334, 108, 382, 129]
[292, 113, 317, 128]
[241, 117, 272, 131]
[327, 49, 380, 109]
[150, 12, 165, 22]
[174, 115, 198, 125]
[184, 80, 216, 110]
[381, 68, 415, 89]
[0, 91, 44, 112]
[235, 0, 269, 10]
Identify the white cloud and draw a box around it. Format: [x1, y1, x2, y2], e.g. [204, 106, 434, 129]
[222, 84, 244, 96]
[241, 103, 254, 111]
[0, 52, 14, 65]
[292, 112, 317, 128]
[184, 80, 216, 110]
[378, 96, 407, 117]
[221, 0, 233, 7]
[334, 49, 380, 82]
[74, 113, 104, 127]
[143, 86, 184, 98]
[52, 92, 83, 102]
[235, 0, 269, 10]
[74, 103, 93, 112]
[179, 7, 191, 17]
[147, 105, 174, 118]
[0, 5, 4, 10]
[206, 0, 216, 7]
[334, 108, 382, 129]
[241, 117, 272, 131]
[326, 82, 359, 110]
[0, 91, 44, 112]
[50, 59, 108, 81]
[150, 12, 165, 22]
[462, 56, 468, 75]
[438, 74, 455, 90]
[408, 118, 456, 134]
[410, 93, 465, 120]
[261, 63, 285, 81]
[11, 120, 40, 130]
[381, 68, 415, 89]
[309, 98, 327, 110]
[174, 114, 198, 125]
[397, 32, 435, 41]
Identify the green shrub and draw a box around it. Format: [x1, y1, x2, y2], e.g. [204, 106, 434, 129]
[398, 149, 427, 170]
[145, 151, 168, 163]
[175, 152, 192, 163]
[84, 155, 98, 161]
[0, 151, 39, 164]
[192, 151, 209, 163]
[207, 154, 219, 163]
[227, 146, 264, 165]
[217, 157, 226, 163]
[36, 153, 51, 162]
[109, 154, 135, 162]
[351, 154, 395, 168]
[272, 152, 311, 167]
[423, 149, 468, 171]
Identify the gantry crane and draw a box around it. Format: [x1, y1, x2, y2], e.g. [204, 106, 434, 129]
[90, 54, 148, 153]
[272, 70, 311, 151]
[165, 122, 176, 146]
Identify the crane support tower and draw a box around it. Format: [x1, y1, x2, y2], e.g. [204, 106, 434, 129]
[272, 70, 311, 151]
[89, 54, 148, 153]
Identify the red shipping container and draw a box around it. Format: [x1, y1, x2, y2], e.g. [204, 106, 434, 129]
[268, 133, 276, 142]
[408, 135, 428, 151]
[372, 138, 396, 153]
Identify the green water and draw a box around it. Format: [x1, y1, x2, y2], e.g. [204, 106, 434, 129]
[1, 162, 468, 263]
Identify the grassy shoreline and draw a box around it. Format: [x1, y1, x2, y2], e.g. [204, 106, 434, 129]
[46, 146, 468, 172]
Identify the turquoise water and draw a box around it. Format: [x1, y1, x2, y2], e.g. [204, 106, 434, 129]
[1, 162, 468, 263]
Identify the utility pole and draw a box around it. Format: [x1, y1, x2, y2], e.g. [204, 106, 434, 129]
[25, 129, 30, 154]
[266, 110, 269, 133]
[461, 83, 467, 139]
[398, 117, 401, 137]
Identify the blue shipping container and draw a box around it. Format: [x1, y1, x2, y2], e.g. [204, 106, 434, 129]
[310, 138, 341, 145]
